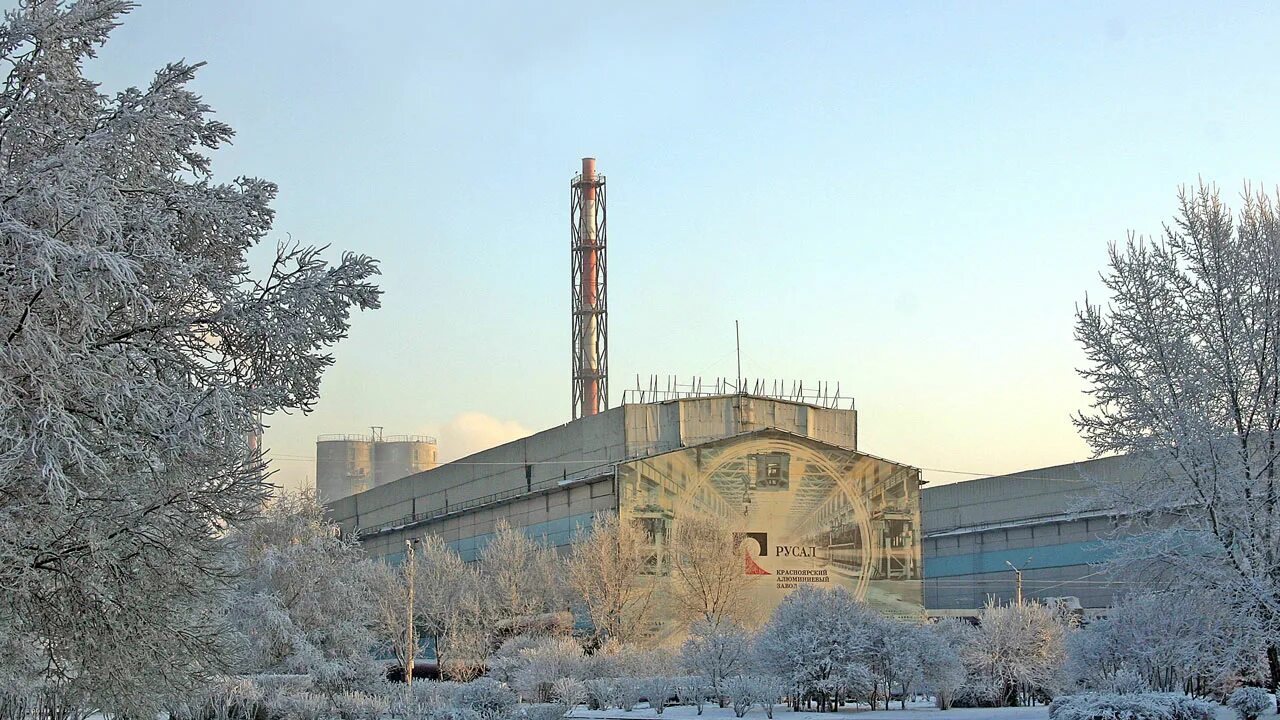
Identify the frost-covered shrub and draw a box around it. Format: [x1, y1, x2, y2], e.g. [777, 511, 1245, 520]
[549, 678, 586, 709]
[331, 691, 390, 720]
[512, 639, 586, 702]
[583, 679, 615, 710]
[1165, 695, 1216, 720]
[1230, 687, 1273, 720]
[453, 679, 518, 720]
[253, 675, 315, 695]
[517, 703, 567, 720]
[1102, 667, 1151, 695]
[754, 677, 786, 719]
[835, 665, 875, 707]
[0, 692, 34, 720]
[641, 677, 678, 714]
[614, 678, 643, 712]
[675, 677, 711, 715]
[424, 708, 481, 720]
[263, 689, 329, 720]
[200, 676, 264, 720]
[312, 659, 389, 696]
[413, 681, 463, 709]
[726, 677, 787, 718]
[1048, 693, 1216, 720]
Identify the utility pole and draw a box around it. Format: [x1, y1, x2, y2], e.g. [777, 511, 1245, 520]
[1005, 560, 1023, 606]
[405, 538, 416, 687]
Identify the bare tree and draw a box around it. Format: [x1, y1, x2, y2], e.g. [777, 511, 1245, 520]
[566, 512, 657, 643]
[1075, 183, 1280, 687]
[667, 515, 756, 626]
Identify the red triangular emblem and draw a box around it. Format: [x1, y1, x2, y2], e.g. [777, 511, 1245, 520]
[744, 550, 770, 575]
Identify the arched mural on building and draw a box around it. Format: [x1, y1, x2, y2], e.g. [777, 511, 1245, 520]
[617, 430, 922, 644]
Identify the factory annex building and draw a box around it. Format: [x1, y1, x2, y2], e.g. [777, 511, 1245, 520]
[327, 394, 924, 642]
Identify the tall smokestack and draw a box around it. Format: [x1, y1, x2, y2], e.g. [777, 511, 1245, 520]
[571, 157, 608, 419]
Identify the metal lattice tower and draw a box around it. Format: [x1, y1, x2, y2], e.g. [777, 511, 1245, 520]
[571, 157, 608, 419]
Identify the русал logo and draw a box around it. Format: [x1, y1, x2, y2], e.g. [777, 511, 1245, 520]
[735, 531, 770, 575]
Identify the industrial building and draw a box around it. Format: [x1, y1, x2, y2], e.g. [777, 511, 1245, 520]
[322, 155, 1144, 633]
[316, 432, 438, 503]
[327, 392, 925, 642]
[921, 455, 1141, 617]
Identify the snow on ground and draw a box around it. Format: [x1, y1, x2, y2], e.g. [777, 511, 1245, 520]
[567, 701, 1050, 720]
[568, 699, 1249, 720]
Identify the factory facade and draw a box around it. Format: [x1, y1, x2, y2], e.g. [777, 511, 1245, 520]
[326, 393, 925, 637]
[921, 455, 1144, 617]
[326, 395, 1146, 630]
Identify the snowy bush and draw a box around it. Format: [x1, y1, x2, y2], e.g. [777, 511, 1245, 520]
[263, 689, 329, 720]
[1230, 687, 1273, 720]
[453, 679, 518, 720]
[254, 675, 315, 695]
[615, 678, 644, 712]
[723, 677, 759, 718]
[641, 677, 678, 714]
[193, 676, 263, 720]
[1103, 667, 1151, 695]
[582, 679, 615, 710]
[424, 709, 481, 720]
[675, 677, 712, 715]
[754, 677, 786, 719]
[331, 691, 390, 720]
[511, 638, 585, 702]
[548, 678, 586, 709]
[517, 703, 567, 720]
[1048, 693, 1216, 720]
[412, 681, 463, 709]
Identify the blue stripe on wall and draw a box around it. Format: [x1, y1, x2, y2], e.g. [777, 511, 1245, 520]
[449, 512, 597, 562]
[924, 540, 1112, 578]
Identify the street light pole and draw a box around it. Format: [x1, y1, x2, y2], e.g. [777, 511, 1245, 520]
[1005, 560, 1023, 606]
[405, 538, 416, 687]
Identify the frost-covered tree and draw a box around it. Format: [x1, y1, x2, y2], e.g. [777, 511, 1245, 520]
[226, 492, 383, 692]
[970, 600, 1067, 706]
[919, 625, 965, 710]
[566, 512, 656, 644]
[680, 619, 753, 707]
[411, 534, 488, 680]
[478, 520, 564, 628]
[754, 585, 880, 712]
[1075, 183, 1280, 687]
[667, 515, 756, 626]
[369, 560, 415, 684]
[867, 620, 940, 710]
[1066, 590, 1263, 695]
[0, 2, 379, 715]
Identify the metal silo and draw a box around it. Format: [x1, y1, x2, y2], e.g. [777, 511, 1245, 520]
[315, 434, 374, 503]
[373, 435, 438, 487]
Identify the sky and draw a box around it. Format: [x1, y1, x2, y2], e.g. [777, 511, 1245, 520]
[69, 0, 1280, 491]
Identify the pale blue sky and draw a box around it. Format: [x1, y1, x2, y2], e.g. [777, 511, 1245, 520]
[76, 1, 1279, 489]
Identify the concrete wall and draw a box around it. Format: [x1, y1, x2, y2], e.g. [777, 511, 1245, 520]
[328, 395, 861, 564]
[921, 455, 1139, 614]
[357, 477, 617, 563]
